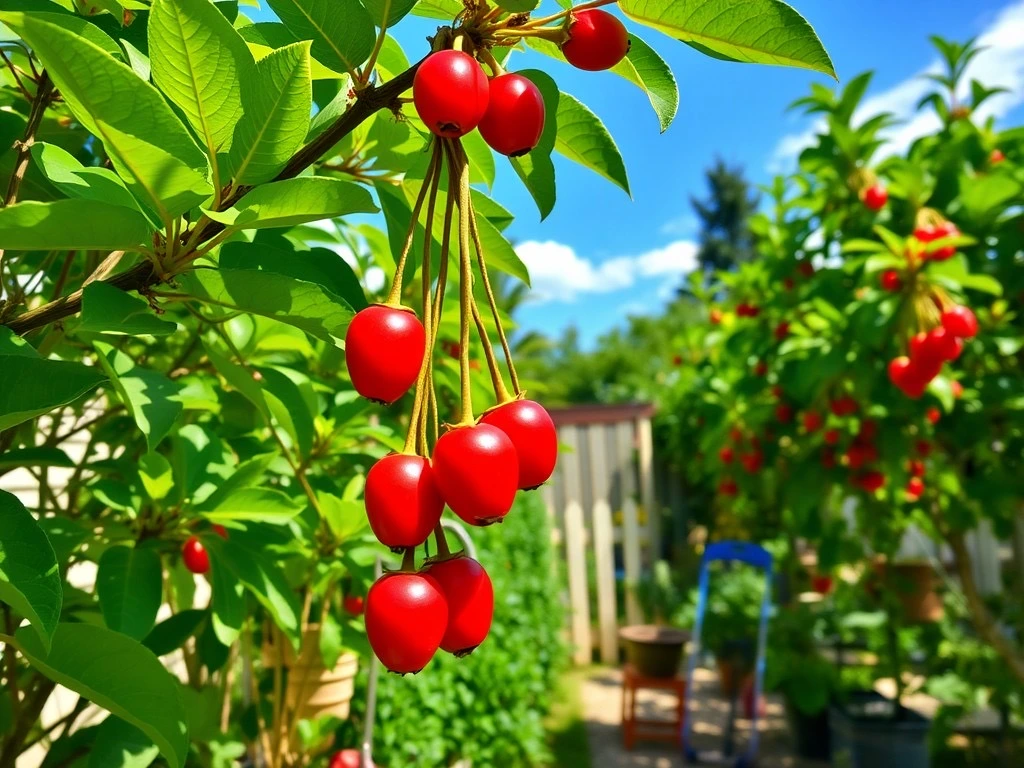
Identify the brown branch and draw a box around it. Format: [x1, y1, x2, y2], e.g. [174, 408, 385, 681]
[2, 62, 421, 338]
[4, 72, 52, 208]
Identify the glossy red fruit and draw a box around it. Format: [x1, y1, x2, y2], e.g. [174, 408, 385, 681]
[212, 524, 228, 539]
[929, 221, 959, 261]
[365, 454, 444, 548]
[913, 224, 938, 242]
[182, 536, 209, 575]
[798, 261, 815, 278]
[740, 451, 763, 474]
[709, 308, 723, 324]
[478, 73, 545, 157]
[775, 404, 793, 423]
[926, 407, 941, 425]
[426, 555, 494, 656]
[343, 595, 365, 616]
[480, 399, 557, 490]
[811, 575, 834, 595]
[880, 270, 902, 292]
[366, 572, 448, 674]
[990, 149, 1005, 164]
[930, 327, 962, 361]
[719, 446, 734, 464]
[915, 439, 932, 457]
[845, 443, 877, 470]
[908, 459, 925, 478]
[774, 322, 789, 341]
[823, 429, 840, 446]
[858, 471, 886, 493]
[905, 477, 925, 501]
[561, 9, 630, 71]
[862, 184, 888, 211]
[433, 424, 518, 525]
[729, 427, 744, 444]
[802, 411, 822, 433]
[719, 477, 738, 496]
[888, 356, 913, 389]
[942, 305, 978, 338]
[413, 50, 489, 138]
[329, 749, 371, 768]
[345, 306, 425, 404]
[830, 396, 858, 417]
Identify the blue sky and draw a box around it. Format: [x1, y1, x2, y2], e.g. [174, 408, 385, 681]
[260, 0, 1024, 347]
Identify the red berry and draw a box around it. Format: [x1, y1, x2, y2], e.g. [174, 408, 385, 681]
[366, 572, 447, 674]
[798, 261, 815, 278]
[709, 308, 723, 324]
[719, 446, 734, 464]
[561, 9, 630, 71]
[740, 451, 763, 473]
[930, 327, 963, 361]
[753, 361, 767, 377]
[905, 477, 925, 501]
[830, 396, 858, 417]
[802, 411, 822, 433]
[858, 471, 886, 493]
[811, 575, 834, 595]
[845, 444, 876, 470]
[718, 477, 738, 496]
[413, 50, 489, 138]
[774, 321, 789, 341]
[823, 429, 840, 445]
[771, 385, 784, 400]
[928, 221, 959, 261]
[480, 399, 557, 490]
[908, 459, 925, 478]
[212, 524, 228, 539]
[888, 356, 913, 388]
[672, 354, 683, 366]
[182, 536, 209, 575]
[880, 270, 902, 292]
[433, 424, 518, 525]
[926, 407, 941, 425]
[343, 595, 365, 616]
[862, 184, 888, 211]
[915, 440, 932, 457]
[941, 305, 978, 338]
[782, 277, 795, 291]
[775, 404, 793, 423]
[345, 306, 425, 404]
[478, 73, 545, 156]
[858, 420, 877, 442]
[821, 448, 836, 469]
[425, 555, 493, 656]
[330, 750, 371, 768]
[729, 427, 744, 444]
[951, 380, 963, 399]
[990, 149, 1005, 164]
[914, 224, 938, 242]
[365, 454, 444, 549]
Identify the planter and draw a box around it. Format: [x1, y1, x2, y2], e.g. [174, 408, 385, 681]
[619, 625, 688, 678]
[829, 691, 930, 768]
[263, 624, 359, 721]
[784, 699, 830, 760]
[870, 559, 943, 623]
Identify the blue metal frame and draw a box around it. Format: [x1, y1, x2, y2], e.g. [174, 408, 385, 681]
[682, 541, 773, 768]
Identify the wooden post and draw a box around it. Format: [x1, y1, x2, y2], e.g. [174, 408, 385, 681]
[587, 425, 618, 664]
[616, 422, 643, 626]
[637, 417, 659, 563]
[559, 426, 592, 665]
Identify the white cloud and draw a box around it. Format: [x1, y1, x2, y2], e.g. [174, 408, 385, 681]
[514, 239, 698, 303]
[769, 0, 1024, 170]
[659, 214, 698, 236]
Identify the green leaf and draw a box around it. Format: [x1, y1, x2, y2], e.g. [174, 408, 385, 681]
[208, 554, 245, 645]
[265, 0, 374, 76]
[0, 355, 106, 432]
[411, 0, 462, 20]
[193, 452, 275, 511]
[142, 609, 207, 656]
[200, 487, 302, 523]
[619, 0, 836, 78]
[318, 492, 367, 540]
[474, 212, 531, 286]
[97, 546, 163, 640]
[79, 283, 178, 337]
[238, 21, 345, 80]
[88, 717, 160, 768]
[177, 267, 354, 343]
[1, 13, 213, 221]
[30, 142, 140, 211]
[514, 69, 559, 220]
[22, 11, 122, 58]
[0, 199, 152, 251]
[15, 623, 189, 768]
[927, 255, 1003, 296]
[362, 0, 418, 27]
[228, 41, 312, 185]
[138, 452, 175, 500]
[554, 90, 630, 195]
[0, 447, 74, 471]
[149, 0, 253, 159]
[610, 33, 679, 132]
[0, 490, 62, 652]
[319, 609, 342, 668]
[204, 176, 377, 232]
[254, 365, 315, 456]
[94, 341, 184, 450]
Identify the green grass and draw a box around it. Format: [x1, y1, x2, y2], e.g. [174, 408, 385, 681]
[544, 666, 593, 768]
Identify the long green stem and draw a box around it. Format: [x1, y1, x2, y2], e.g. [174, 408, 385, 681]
[454, 142, 474, 426]
[470, 298, 510, 403]
[385, 141, 441, 306]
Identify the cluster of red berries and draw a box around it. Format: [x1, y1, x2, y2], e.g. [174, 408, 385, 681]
[888, 304, 977, 398]
[412, 9, 629, 154]
[735, 302, 760, 318]
[717, 428, 764, 494]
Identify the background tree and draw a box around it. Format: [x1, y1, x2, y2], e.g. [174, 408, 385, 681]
[690, 159, 760, 279]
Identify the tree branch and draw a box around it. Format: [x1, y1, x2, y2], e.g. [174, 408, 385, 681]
[3, 62, 421, 337]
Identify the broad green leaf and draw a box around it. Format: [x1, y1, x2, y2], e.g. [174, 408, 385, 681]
[254, 365, 315, 456]
[927, 255, 1003, 297]
[204, 177, 377, 231]
[15, 623, 189, 768]
[610, 33, 678, 132]
[619, 0, 836, 78]
[411, 0, 462, 19]
[266, 0, 374, 76]
[514, 69, 559, 220]
[492, 0, 538, 11]
[79, 283, 178, 337]
[23, 11, 122, 58]
[97, 546, 163, 640]
[208, 554, 245, 645]
[149, 0, 253, 159]
[319, 610, 342, 668]
[554, 90, 630, 195]
[362, 0, 418, 27]
[238, 21, 344, 80]
[461, 129, 497, 190]
[318, 492, 367, 540]
[0, 200, 151, 250]
[0, 355, 106, 431]
[200, 487, 302, 522]
[143, 610, 207, 656]
[30, 142, 140, 211]
[94, 342, 184, 450]
[193, 452, 275, 510]
[88, 717, 159, 768]
[474, 212, 531, 286]
[1, 14, 213, 221]
[138, 452, 175, 500]
[228, 41, 312, 184]
[0, 447, 73, 471]
[178, 267, 354, 343]
[0, 491, 62, 651]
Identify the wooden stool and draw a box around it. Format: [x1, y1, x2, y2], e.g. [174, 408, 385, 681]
[621, 663, 686, 750]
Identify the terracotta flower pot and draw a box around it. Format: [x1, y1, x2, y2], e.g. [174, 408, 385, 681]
[868, 559, 943, 623]
[619, 625, 688, 678]
[263, 624, 359, 720]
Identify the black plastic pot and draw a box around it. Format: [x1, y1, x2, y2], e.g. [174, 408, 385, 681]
[784, 699, 830, 760]
[619, 625, 688, 678]
[829, 691, 930, 768]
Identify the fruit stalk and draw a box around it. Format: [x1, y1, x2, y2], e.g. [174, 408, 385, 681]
[454, 140, 475, 426]
[384, 141, 441, 307]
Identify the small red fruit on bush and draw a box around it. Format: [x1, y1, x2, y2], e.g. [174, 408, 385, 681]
[561, 9, 630, 71]
[905, 477, 925, 501]
[343, 595, 365, 616]
[858, 471, 886, 493]
[914, 224, 937, 242]
[823, 429, 839, 445]
[803, 411, 822, 432]
[753, 360, 767, 377]
[480, 399, 557, 490]
[729, 427, 744, 444]
[365, 454, 444, 549]
[478, 73, 545, 157]
[830, 396, 858, 416]
[719, 446, 734, 464]
[775, 404, 793, 423]
[908, 459, 925, 477]
[811, 575, 834, 595]
[366, 572, 448, 674]
[182, 536, 209, 575]
[709, 308, 723, 324]
[858, 420, 877, 442]
[926, 407, 941, 425]
[862, 183, 888, 211]
[740, 451, 763, 473]
[212, 524, 228, 539]
[888, 356, 913, 388]
[951, 380, 963, 399]
[345, 306, 425, 404]
[798, 261, 815, 278]
[433, 424, 519, 525]
[774, 321, 789, 341]
[916, 439, 932, 457]
[942, 305, 978, 338]
[929, 221, 959, 261]
[330, 750, 370, 768]
[426, 555, 494, 656]
[413, 50, 489, 137]
[719, 477, 738, 496]
[821, 448, 836, 469]
[880, 270, 902, 292]
[990, 148, 1005, 164]
[782, 277, 795, 291]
